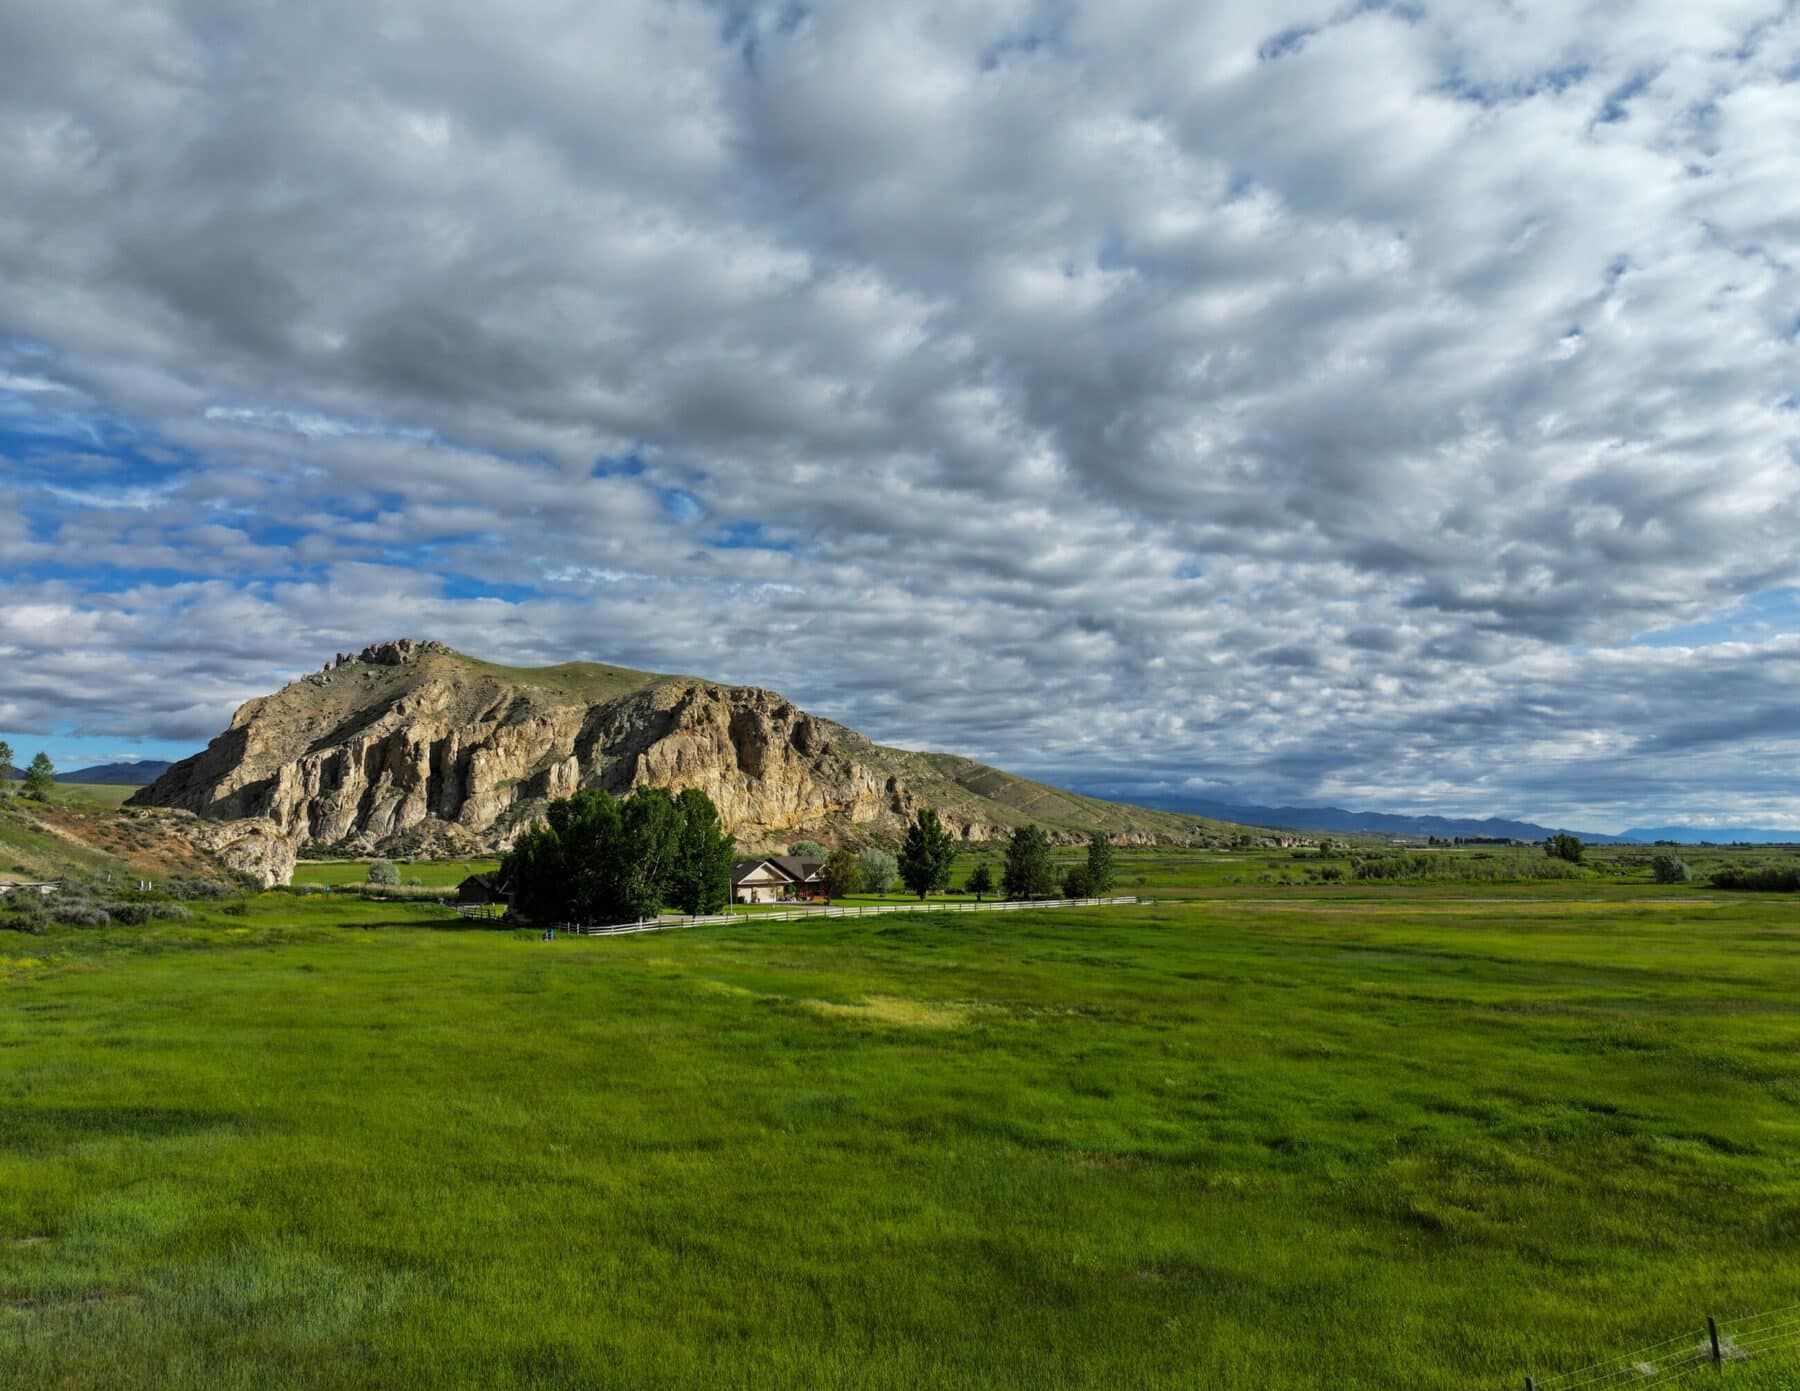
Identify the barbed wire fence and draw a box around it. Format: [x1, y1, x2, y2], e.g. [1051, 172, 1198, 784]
[1525, 1303, 1800, 1390]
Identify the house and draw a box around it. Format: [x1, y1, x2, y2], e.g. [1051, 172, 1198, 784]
[731, 856, 827, 904]
[456, 872, 510, 905]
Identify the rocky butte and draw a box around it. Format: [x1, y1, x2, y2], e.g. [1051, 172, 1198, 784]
[131, 640, 1226, 886]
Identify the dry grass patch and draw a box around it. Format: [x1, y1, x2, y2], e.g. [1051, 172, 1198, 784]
[802, 994, 980, 1028]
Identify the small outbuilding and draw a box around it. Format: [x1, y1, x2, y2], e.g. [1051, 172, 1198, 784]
[457, 873, 510, 906]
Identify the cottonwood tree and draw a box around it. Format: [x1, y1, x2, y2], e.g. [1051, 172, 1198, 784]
[857, 848, 897, 895]
[898, 808, 956, 900]
[1545, 833, 1584, 864]
[668, 788, 735, 914]
[1085, 834, 1115, 896]
[1001, 825, 1055, 900]
[21, 752, 55, 801]
[502, 786, 732, 924]
[821, 849, 863, 900]
[964, 862, 995, 902]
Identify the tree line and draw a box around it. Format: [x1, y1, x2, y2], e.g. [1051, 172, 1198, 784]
[500, 791, 1122, 925]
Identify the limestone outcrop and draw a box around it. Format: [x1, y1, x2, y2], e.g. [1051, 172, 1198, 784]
[130, 640, 1215, 881]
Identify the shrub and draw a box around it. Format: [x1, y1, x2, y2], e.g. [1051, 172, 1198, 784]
[1710, 865, 1800, 892]
[166, 877, 235, 900]
[1061, 865, 1093, 899]
[1650, 854, 1691, 885]
[367, 859, 401, 886]
[53, 900, 112, 927]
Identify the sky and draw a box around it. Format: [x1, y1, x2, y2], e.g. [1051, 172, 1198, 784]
[1, 0, 1797, 833]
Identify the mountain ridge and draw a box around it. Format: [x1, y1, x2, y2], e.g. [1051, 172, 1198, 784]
[1116, 794, 1632, 843]
[129, 639, 1253, 884]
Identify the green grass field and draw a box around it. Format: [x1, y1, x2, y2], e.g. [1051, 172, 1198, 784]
[4, 879, 1799, 1388]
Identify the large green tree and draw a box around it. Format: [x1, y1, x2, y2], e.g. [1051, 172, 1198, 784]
[667, 788, 735, 915]
[1001, 824, 1055, 900]
[898, 808, 956, 900]
[1545, 833, 1584, 865]
[21, 752, 55, 801]
[501, 785, 734, 925]
[964, 861, 995, 902]
[1085, 834, 1116, 896]
[821, 849, 863, 900]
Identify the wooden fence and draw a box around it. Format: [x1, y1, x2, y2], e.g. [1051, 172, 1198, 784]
[545, 896, 1142, 937]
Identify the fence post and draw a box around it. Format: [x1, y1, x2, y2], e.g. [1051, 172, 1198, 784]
[1709, 1316, 1721, 1368]
[1525, 1378, 1534, 1391]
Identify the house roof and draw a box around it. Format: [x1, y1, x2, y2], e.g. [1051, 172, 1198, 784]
[731, 856, 824, 885]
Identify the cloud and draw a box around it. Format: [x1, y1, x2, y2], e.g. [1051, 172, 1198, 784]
[0, 0, 1797, 829]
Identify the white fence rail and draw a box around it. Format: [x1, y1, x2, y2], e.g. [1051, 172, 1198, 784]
[554, 896, 1142, 938]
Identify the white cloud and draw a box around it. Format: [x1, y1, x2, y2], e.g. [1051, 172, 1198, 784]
[0, 0, 1796, 828]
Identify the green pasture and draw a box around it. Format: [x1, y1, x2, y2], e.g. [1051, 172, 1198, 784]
[4, 880, 1800, 1389]
[292, 858, 500, 888]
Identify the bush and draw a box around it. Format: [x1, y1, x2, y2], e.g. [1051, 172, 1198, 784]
[107, 901, 193, 925]
[1061, 865, 1093, 899]
[367, 859, 401, 886]
[1650, 854, 1691, 885]
[1710, 865, 1800, 892]
[166, 876, 235, 900]
[53, 900, 112, 927]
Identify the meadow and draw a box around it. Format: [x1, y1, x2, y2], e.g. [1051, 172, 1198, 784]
[3, 869, 1799, 1388]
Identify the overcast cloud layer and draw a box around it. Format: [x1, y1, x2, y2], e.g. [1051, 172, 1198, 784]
[2, 0, 1797, 830]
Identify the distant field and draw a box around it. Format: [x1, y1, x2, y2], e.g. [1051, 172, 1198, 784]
[3, 878, 1798, 1389]
[292, 858, 500, 888]
[32, 783, 140, 810]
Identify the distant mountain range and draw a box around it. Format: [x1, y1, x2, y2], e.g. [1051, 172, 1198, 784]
[1124, 794, 1800, 845]
[5, 760, 175, 785]
[1120, 794, 1622, 842]
[1618, 826, 1800, 845]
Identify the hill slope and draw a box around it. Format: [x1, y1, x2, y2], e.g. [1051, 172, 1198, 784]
[130, 639, 1242, 882]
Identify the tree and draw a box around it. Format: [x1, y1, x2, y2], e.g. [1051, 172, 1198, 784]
[1545, 833, 1584, 864]
[612, 787, 683, 923]
[1062, 865, 1093, 899]
[788, 840, 827, 860]
[0, 740, 12, 793]
[1085, 834, 1115, 896]
[667, 788, 734, 914]
[898, 808, 956, 900]
[21, 752, 54, 801]
[1651, 853, 1691, 885]
[503, 786, 736, 924]
[858, 848, 897, 896]
[1001, 824, 1055, 900]
[964, 861, 996, 902]
[367, 858, 400, 885]
[821, 848, 863, 900]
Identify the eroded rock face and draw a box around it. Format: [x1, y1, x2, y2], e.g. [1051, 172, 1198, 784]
[130, 639, 1207, 883]
[129, 642, 989, 879]
[175, 814, 298, 889]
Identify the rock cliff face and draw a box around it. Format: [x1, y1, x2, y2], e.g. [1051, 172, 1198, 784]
[131, 641, 1216, 882]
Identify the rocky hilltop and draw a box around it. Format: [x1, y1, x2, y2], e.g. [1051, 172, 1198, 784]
[132, 640, 1227, 884]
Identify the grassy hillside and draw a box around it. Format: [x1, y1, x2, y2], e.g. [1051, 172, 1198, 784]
[455, 655, 676, 704]
[4, 877, 1799, 1388]
[0, 795, 222, 884]
[909, 752, 1240, 841]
